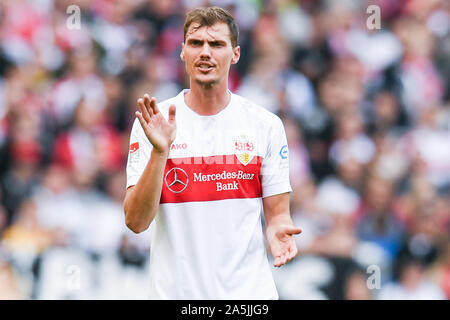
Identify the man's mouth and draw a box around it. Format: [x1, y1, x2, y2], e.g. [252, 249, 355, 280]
[196, 63, 214, 72]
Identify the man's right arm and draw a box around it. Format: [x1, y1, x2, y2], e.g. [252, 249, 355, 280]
[123, 94, 176, 233]
[124, 149, 168, 233]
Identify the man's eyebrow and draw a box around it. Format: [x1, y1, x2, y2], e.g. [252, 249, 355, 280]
[186, 38, 227, 44]
[208, 39, 227, 44]
[187, 38, 203, 42]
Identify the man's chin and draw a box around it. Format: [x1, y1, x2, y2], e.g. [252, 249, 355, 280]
[194, 77, 219, 87]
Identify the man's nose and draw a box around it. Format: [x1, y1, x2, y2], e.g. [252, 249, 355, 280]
[200, 43, 211, 59]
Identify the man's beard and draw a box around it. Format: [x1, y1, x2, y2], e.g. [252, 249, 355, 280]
[194, 76, 219, 88]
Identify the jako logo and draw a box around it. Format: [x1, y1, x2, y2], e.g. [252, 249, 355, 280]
[171, 143, 187, 150]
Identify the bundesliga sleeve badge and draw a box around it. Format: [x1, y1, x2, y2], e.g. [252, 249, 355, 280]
[129, 142, 140, 163]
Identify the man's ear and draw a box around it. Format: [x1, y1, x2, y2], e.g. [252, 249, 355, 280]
[180, 42, 185, 61]
[231, 45, 241, 65]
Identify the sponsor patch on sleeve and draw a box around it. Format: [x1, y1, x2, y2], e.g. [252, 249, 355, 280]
[279, 145, 288, 159]
[279, 144, 289, 169]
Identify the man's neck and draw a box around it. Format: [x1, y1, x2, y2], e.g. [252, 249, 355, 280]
[185, 80, 230, 116]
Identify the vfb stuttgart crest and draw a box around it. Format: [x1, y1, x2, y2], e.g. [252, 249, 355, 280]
[234, 135, 255, 166]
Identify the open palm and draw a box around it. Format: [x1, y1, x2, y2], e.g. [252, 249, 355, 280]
[267, 224, 302, 267]
[136, 94, 176, 153]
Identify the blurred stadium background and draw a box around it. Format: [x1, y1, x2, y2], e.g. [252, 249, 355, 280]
[0, 0, 449, 300]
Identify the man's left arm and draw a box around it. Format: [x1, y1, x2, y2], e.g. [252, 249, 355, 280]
[260, 116, 301, 267]
[263, 192, 302, 267]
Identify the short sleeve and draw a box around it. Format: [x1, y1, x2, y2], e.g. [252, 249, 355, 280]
[260, 116, 292, 198]
[126, 118, 153, 189]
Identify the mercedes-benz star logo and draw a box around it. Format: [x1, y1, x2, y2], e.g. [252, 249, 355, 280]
[164, 167, 189, 193]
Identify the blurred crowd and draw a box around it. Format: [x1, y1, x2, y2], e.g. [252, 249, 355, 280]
[0, 0, 449, 300]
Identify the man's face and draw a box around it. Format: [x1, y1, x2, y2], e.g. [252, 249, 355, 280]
[181, 22, 240, 87]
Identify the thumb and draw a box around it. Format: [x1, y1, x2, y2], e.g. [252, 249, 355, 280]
[284, 225, 302, 236]
[168, 104, 176, 124]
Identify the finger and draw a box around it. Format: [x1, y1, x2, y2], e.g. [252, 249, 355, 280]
[135, 111, 148, 133]
[150, 96, 160, 115]
[168, 104, 176, 124]
[283, 252, 289, 264]
[287, 246, 298, 260]
[273, 255, 280, 266]
[275, 251, 286, 267]
[286, 252, 295, 263]
[285, 226, 302, 236]
[279, 255, 286, 267]
[138, 98, 152, 122]
[143, 94, 154, 117]
[274, 257, 281, 268]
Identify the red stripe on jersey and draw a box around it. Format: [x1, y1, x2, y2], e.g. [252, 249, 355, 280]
[161, 155, 262, 203]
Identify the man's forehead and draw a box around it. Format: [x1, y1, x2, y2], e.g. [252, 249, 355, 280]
[186, 22, 230, 40]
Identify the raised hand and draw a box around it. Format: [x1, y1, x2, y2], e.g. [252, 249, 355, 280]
[135, 94, 176, 155]
[267, 224, 302, 267]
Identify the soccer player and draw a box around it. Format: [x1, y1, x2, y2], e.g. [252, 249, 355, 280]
[124, 6, 302, 299]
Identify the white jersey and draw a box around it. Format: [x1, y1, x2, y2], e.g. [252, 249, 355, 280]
[126, 89, 292, 299]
